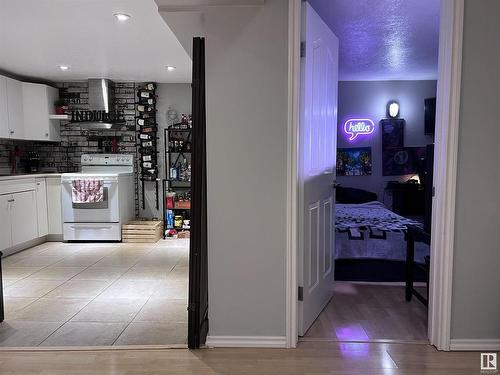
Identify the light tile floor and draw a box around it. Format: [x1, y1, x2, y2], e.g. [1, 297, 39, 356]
[0, 239, 189, 347]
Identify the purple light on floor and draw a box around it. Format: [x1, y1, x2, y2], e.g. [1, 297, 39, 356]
[343, 118, 375, 141]
[335, 324, 370, 341]
[339, 342, 370, 357]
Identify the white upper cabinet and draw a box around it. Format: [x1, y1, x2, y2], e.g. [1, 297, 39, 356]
[0, 76, 8, 138]
[0, 75, 61, 142]
[5, 77, 24, 139]
[22, 82, 60, 142]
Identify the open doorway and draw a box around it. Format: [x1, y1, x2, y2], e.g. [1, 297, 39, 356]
[0, 1, 209, 349]
[294, 0, 457, 345]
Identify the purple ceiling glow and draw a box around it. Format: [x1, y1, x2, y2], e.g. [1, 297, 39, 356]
[308, 0, 440, 81]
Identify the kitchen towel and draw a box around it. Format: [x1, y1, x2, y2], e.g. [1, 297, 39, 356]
[71, 179, 104, 203]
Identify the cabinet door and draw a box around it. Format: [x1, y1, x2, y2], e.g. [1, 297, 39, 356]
[0, 76, 8, 139]
[36, 178, 48, 237]
[46, 86, 60, 141]
[6, 77, 24, 139]
[0, 194, 12, 251]
[10, 190, 37, 246]
[46, 177, 62, 235]
[22, 83, 60, 141]
[22, 82, 47, 141]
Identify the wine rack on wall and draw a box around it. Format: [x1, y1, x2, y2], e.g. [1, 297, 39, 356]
[136, 82, 159, 211]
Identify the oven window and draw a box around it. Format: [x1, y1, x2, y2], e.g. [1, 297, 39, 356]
[72, 187, 109, 209]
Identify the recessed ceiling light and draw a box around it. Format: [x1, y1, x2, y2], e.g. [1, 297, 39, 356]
[114, 13, 131, 22]
[166, 66, 176, 72]
[58, 65, 70, 71]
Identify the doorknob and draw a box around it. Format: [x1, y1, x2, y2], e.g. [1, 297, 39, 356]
[332, 182, 340, 188]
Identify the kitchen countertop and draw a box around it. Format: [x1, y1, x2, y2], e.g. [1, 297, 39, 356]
[0, 173, 62, 181]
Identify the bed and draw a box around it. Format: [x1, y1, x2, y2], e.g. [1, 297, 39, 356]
[334, 201, 430, 281]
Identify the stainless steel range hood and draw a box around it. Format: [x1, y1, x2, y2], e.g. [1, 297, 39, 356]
[71, 79, 127, 130]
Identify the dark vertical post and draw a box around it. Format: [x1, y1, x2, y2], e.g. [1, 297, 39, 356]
[188, 37, 208, 349]
[406, 230, 415, 301]
[0, 252, 4, 322]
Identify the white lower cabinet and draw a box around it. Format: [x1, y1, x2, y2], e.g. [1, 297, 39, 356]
[46, 177, 62, 236]
[36, 178, 49, 237]
[10, 190, 38, 247]
[0, 176, 62, 256]
[0, 194, 12, 251]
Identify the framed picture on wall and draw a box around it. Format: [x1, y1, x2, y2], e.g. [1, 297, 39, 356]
[381, 119, 405, 149]
[382, 147, 426, 176]
[337, 147, 372, 176]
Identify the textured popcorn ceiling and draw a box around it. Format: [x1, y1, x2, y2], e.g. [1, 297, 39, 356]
[308, 0, 440, 81]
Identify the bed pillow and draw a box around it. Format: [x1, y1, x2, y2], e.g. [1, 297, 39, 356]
[336, 186, 377, 204]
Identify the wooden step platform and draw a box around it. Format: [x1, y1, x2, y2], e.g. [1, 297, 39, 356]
[122, 220, 163, 243]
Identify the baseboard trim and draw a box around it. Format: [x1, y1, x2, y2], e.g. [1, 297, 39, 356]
[206, 336, 287, 348]
[450, 339, 500, 351]
[1, 237, 46, 257]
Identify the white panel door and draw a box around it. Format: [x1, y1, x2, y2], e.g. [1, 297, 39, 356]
[298, 2, 339, 336]
[6, 77, 24, 139]
[36, 178, 49, 237]
[0, 194, 13, 251]
[0, 76, 9, 138]
[10, 190, 38, 246]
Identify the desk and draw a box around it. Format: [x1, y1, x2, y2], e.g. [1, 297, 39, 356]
[406, 225, 431, 307]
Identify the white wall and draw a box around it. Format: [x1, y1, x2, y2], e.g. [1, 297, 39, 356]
[202, 0, 289, 338]
[140, 83, 191, 219]
[158, 0, 289, 340]
[336, 80, 436, 201]
[450, 0, 500, 341]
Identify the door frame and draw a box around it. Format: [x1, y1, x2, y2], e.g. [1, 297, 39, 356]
[285, 0, 464, 350]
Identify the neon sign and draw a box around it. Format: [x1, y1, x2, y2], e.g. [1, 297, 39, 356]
[343, 118, 375, 141]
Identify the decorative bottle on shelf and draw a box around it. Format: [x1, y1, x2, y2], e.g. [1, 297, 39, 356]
[170, 163, 178, 180]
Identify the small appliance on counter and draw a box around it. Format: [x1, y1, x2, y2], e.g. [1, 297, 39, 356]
[25, 152, 41, 173]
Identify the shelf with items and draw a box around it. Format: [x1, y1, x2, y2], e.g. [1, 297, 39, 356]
[162, 113, 193, 239]
[136, 82, 160, 210]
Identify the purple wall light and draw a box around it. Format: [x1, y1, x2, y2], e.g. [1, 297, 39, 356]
[343, 118, 375, 141]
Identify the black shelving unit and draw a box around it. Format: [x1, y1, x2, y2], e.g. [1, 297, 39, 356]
[163, 118, 193, 238]
[137, 83, 160, 210]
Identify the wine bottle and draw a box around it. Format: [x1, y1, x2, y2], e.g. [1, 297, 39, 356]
[137, 90, 156, 99]
[141, 126, 156, 133]
[137, 98, 155, 105]
[137, 105, 156, 113]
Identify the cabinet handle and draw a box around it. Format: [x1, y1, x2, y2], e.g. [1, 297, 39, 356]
[7, 199, 14, 202]
[45, 133, 49, 137]
[10, 130, 14, 134]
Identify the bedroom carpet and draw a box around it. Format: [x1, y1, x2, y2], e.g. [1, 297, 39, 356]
[303, 282, 428, 342]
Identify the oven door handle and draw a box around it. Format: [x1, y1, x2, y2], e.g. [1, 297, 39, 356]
[68, 226, 114, 230]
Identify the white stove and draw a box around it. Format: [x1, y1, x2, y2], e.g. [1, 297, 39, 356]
[61, 154, 135, 241]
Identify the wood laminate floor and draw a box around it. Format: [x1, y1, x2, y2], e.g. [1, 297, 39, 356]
[304, 282, 428, 342]
[1, 239, 189, 347]
[0, 342, 483, 374]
